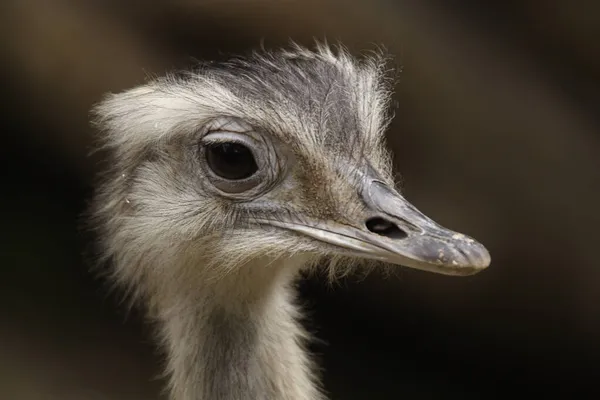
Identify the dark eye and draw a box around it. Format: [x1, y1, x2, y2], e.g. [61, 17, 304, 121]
[205, 142, 258, 180]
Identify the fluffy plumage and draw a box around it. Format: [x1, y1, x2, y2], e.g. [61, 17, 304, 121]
[90, 42, 399, 400]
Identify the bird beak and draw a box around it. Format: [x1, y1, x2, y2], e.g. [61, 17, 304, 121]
[258, 178, 491, 276]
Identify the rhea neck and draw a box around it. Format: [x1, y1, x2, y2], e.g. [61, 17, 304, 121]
[156, 255, 323, 400]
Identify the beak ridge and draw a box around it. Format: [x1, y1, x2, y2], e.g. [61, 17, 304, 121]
[359, 179, 491, 275]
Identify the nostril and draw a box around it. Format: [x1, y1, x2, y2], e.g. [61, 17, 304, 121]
[365, 217, 408, 239]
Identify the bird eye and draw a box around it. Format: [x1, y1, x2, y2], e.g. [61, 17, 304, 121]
[205, 142, 258, 180]
[199, 125, 273, 196]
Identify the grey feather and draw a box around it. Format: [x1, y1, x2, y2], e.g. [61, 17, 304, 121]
[90, 42, 398, 400]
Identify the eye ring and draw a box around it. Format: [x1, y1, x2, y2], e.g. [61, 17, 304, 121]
[199, 131, 266, 195]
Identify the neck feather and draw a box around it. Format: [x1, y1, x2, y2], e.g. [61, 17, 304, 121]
[152, 256, 324, 400]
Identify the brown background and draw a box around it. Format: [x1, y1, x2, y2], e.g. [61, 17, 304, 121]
[1, 1, 599, 399]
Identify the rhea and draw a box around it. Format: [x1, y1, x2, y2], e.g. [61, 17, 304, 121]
[90, 43, 490, 400]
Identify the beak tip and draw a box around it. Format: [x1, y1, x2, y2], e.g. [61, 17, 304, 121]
[455, 241, 491, 276]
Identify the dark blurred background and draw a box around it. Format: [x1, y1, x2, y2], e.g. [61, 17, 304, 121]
[1, 1, 599, 399]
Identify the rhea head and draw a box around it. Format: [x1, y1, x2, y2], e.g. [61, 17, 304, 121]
[92, 43, 490, 305]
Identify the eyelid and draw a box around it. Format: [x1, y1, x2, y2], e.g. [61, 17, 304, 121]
[202, 131, 255, 144]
